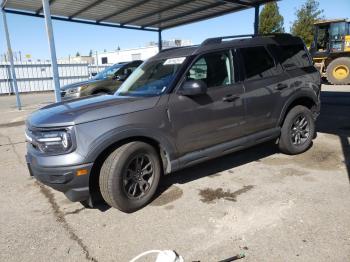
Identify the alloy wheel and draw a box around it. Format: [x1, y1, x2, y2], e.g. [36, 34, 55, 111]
[123, 154, 154, 199]
[290, 114, 310, 145]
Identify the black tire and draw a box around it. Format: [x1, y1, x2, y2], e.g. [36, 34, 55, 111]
[99, 142, 161, 213]
[80, 199, 93, 208]
[279, 105, 315, 155]
[326, 57, 350, 85]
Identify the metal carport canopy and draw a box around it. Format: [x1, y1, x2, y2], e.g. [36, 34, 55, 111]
[2, 0, 275, 31]
[1, 0, 276, 108]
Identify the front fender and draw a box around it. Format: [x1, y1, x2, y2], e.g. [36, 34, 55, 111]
[83, 126, 177, 173]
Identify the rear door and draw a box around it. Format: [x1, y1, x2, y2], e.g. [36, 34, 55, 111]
[238, 45, 289, 135]
[168, 50, 245, 156]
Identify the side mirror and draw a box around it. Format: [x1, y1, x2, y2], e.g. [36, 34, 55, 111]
[179, 80, 207, 96]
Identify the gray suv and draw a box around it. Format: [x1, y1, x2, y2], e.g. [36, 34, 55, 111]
[25, 34, 321, 213]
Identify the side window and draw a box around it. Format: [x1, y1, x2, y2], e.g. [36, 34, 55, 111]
[116, 64, 139, 77]
[316, 26, 329, 51]
[187, 51, 232, 88]
[104, 66, 120, 78]
[240, 46, 276, 80]
[124, 66, 138, 75]
[277, 44, 311, 69]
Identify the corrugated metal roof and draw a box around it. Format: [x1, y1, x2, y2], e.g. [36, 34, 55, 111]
[2, 0, 276, 31]
[314, 19, 349, 25]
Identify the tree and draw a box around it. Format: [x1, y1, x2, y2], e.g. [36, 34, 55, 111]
[259, 2, 284, 34]
[291, 0, 323, 46]
[89, 50, 93, 56]
[76, 52, 80, 57]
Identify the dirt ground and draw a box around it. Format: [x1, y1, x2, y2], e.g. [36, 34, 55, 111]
[0, 85, 349, 262]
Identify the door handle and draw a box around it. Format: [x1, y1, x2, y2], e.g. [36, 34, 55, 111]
[276, 83, 288, 90]
[222, 94, 240, 102]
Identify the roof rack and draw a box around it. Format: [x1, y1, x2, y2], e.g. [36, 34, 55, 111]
[201, 33, 294, 46]
[202, 34, 254, 46]
[157, 33, 295, 55]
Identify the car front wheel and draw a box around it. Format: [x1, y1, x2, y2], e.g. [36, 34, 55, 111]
[99, 142, 161, 213]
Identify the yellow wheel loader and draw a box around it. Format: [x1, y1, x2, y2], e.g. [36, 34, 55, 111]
[310, 19, 350, 85]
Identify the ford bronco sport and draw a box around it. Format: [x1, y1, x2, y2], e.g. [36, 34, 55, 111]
[25, 34, 321, 213]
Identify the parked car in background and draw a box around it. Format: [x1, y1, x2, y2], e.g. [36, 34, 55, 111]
[26, 34, 321, 213]
[60, 60, 143, 100]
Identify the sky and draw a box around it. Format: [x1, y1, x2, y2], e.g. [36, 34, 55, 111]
[0, 0, 349, 60]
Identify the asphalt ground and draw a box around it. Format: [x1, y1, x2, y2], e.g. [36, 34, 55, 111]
[0, 85, 349, 262]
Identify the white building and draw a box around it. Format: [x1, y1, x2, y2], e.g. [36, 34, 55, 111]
[96, 39, 192, 65]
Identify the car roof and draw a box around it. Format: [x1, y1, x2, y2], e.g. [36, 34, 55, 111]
[151, 34, 304, 60]
[112, 60, 143, 67]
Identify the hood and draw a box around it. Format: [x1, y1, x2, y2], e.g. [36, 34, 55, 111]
[27, 95, 160, 128]
[60, 79, 103, 90]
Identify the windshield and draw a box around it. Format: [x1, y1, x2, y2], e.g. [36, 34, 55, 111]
[330, 22, 347, 40]
[93, 64, 124, 80]
[115, 57, 186, 97]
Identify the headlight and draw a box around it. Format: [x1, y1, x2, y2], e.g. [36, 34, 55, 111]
[26, 127, 75, 154]
[80, 84, 89, 91]
[67, 86, 81, 94]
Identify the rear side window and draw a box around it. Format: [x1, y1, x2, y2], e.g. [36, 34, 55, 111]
[240, 46, 276, 80]
[276, 44, 311, 69]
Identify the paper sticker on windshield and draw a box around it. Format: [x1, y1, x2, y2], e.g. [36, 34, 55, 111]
[163, 57, 186, 65]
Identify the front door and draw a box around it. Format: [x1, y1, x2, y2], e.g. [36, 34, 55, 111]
[168, 50, 245, 156]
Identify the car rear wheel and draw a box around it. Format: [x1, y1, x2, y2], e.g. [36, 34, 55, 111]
[278, 105, 315, 155]
[99, 142, 161, 213]
[326, 57, 350, 85]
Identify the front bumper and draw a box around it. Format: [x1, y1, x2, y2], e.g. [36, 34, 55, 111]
[26, 154, 93, 202]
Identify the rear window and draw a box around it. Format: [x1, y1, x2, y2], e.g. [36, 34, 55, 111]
[240, 46, 277, 80]
[274, 44, 311, 69]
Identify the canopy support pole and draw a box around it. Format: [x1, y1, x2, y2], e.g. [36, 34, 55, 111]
[254, 4, 260, 35]
[158, 30, 162, 51]
[1, 9, 22, 110]
[42, 0, 61, 102]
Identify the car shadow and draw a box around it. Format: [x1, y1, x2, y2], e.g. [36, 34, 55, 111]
[316, 91, 350, 183]
[155, 141, 278, 197]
